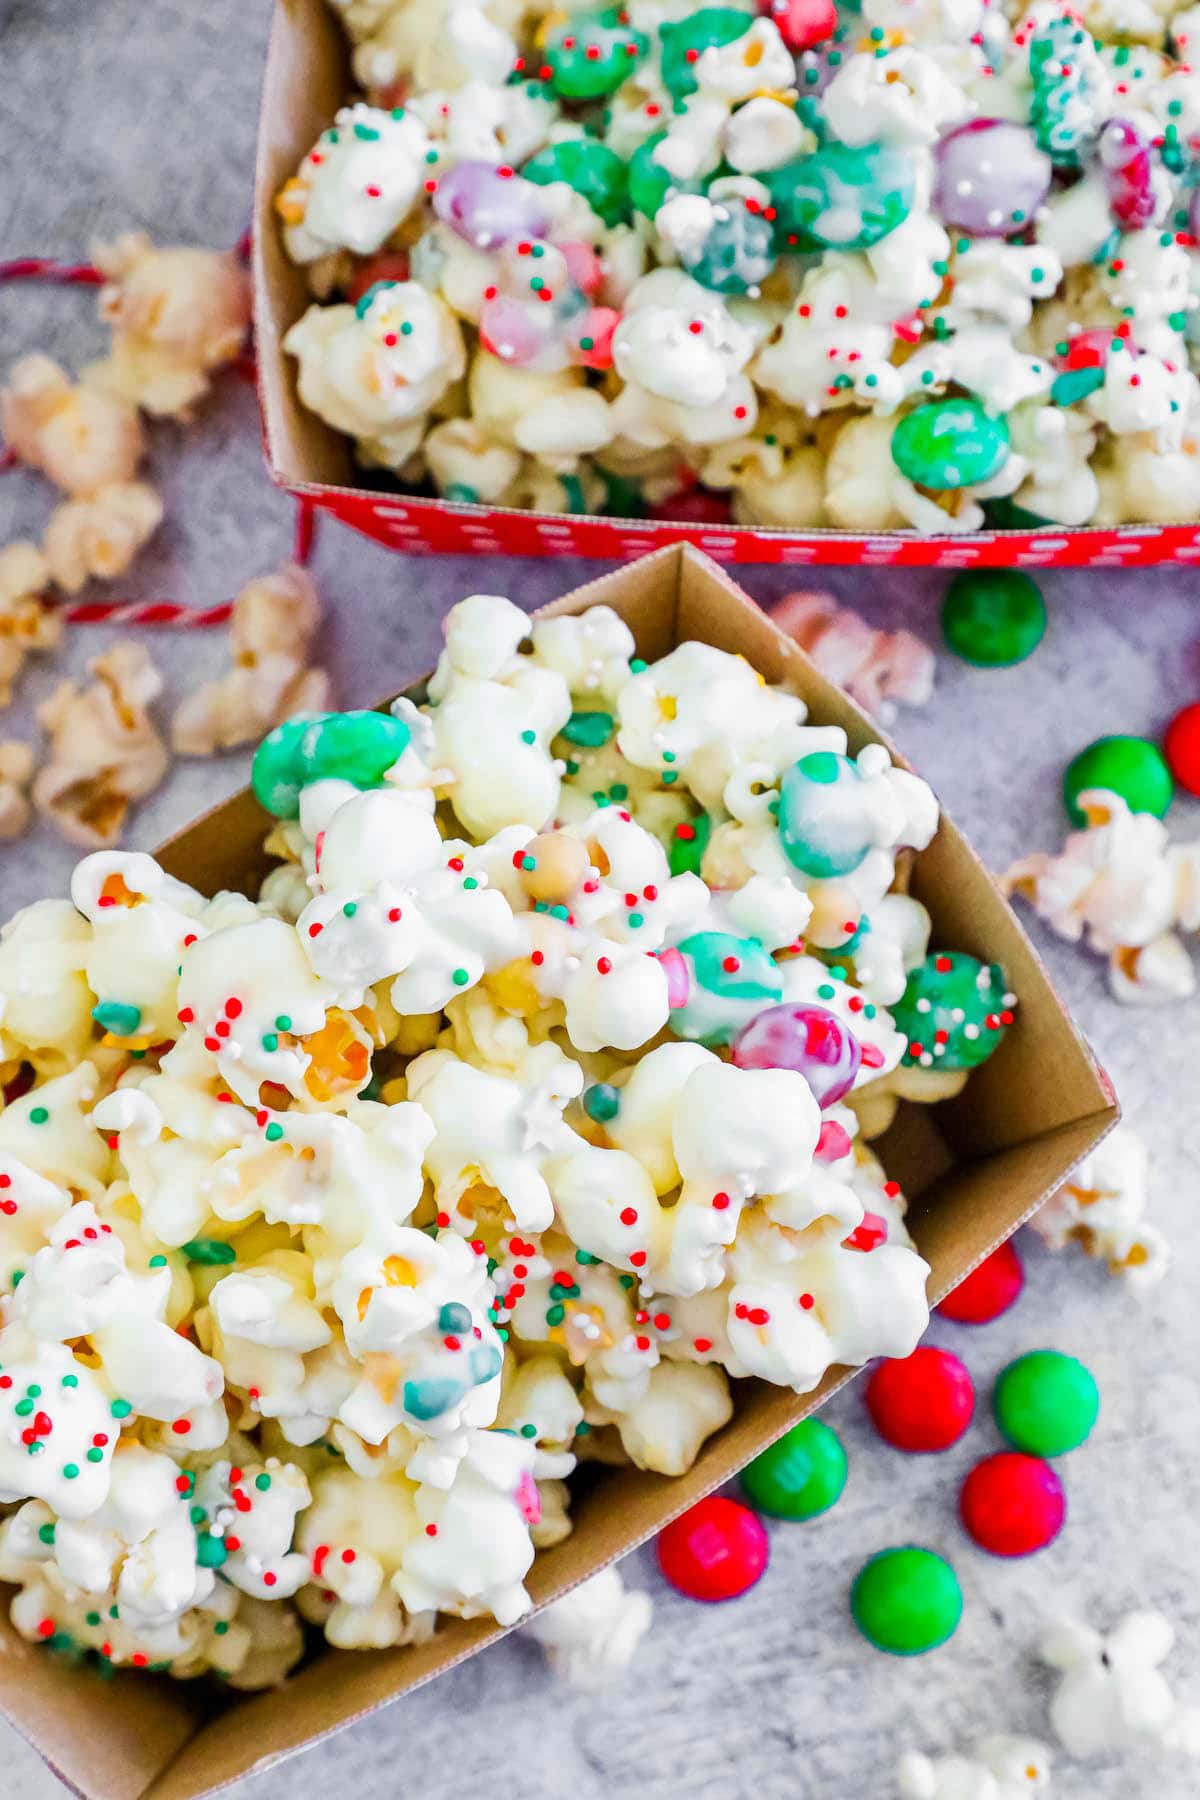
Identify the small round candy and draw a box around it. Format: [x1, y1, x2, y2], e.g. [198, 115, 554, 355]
[960, 1452, 1065, 1556]
[628, 131, 702, 219]
[767, 140, 914, 250]
[732, 1002, 861, 1107]
[865, 1348, 975, 1453]
[891, 951, 1015, 1073]
[850, 1547, 963, 1656]
[932, 119, 1051, 238]
[766, 0, 838, 52]
[741, 1418, 847, 1519]
[252, 711, 411, 819]
[1164, 704, 1200, 797]
[657, 1496, 769, 1601]
[778, 750, 872, 878]
[993, 1350, 1099, 1457]
[543, 9, 649, 100]
[523, 140, 629, 229]
[1062, 735, 1173, 827]
[891, 399, 1010, 490]
[941, 571, 1047, 668]
[937, 1241, 1024, 1325]
[432, 161, 551, 250]
[659, 6, 751, 98]
[682, 202, 777, 295]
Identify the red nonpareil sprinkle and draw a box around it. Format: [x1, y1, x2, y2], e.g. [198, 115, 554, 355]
[176, 1475, 191, 1493]
[0, 1200, 15, 1216]
[224, 1535, 241, 1553]
[530, 949, 545, 966]
[512, 1263, 528, 1278]
[308, 922, 323, 937]
[596, 957, 612, 975]
[643, 885, 657, 900]
[653, 1312, 670, 1330]
[215, 1020, 231, 1038]
[230, 1467, 243, 1482]
[365, 184, 382, 198]
[935, 955, 952, 972]
[619, 1207, 638, 1225]
[470, 1239, 486, 1256]
[100, 1642, 112, 1658]
[90, 1431, 106, 1446]
[685, 46, 699, 60]
[448, 856, 464, 871]
[722, 956, 740, 973]
[256, 1110, 268, 1128]
[263, 1571, 277, 1587]
[688, 320, 703, 334]
[0, 1175, 9, 1189]
[694, 1337, 712, 1353]
[341, 1548, 356, 1564]
[203, 1037, 221, 1052]
[629, 1250, 647, 1267]
[64, 1240, 81, 1250]
[799, 1293, 815, 1310]
[37, 1618, 55, 1639]
[172, 1419, 191, 1435]
[635, 1335, 651, 1352]
[225, 998, 243, 1019]
[384, 332, 398, 347]
[497, 165, 514, 178]
[248, 1387, 260, 1401]
[132, 1653, 148, 1668]
[747, 1307, 770, 1326]
[798, 303, 812, 318]
[733, 405, 747, 420]
[177, 1007, 194, 1024]
[183, 934, 198, 948]
[436, 1211, 450, 1228]
[425, 1523, 438, 1537]
[443, 1335, 461, 1351]
[712, 1192, 730, 1211]
[675, 823, 696, 841]
[848, 995, 863, 1012]
[0, 1377, 11, 1389]
[883, 1180, 901, 1198]
[312, 1545, 330, 1577]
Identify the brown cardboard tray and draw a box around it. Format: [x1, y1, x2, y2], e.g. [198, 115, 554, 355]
[0, 546, 1116, 1800]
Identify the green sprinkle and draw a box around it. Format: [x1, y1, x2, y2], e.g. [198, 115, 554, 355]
[214, 1620, 229, 1635]
[38, 1523, 55, 1545]
[148, 1255, 168, 1269]
[111, 1399, 132, 1419]
[181, 1238, 236, 1266]
[576, 1249, 598, 1264]
[275, 1014, 292, 1031]
[86, 1448, 104, 1464]
[109, 1606, 119, 1619]
[575, 1420, 591, 1436]
[628, 911, 645, 929]
[190, 1506, 207, 1526]
[920, 370, 935, 385]
[425, 147, 439, 163]
[342, 901, 358, 918]
[610, 782, 629, 801]
[619, 1273, 635, 1289]
[12, 1270, 25, 1288]
[865, 1003, 877, 1019]
[565, 759, 580, 776]
[629, 658, 647, 674]
[662, 771, 678, 785]
[61, 1374, 78, 1389]
[579, 335, 594, 351]
[29, 1107, 48, 1125]
[864, 373, 878, 388]
[520, 1422, 538, 1438]
[545, 1303, 566, 1326]
[27, 1385, 40, 1398]
[817, 983, 836, 1000]
[196, 1533, 227, 1569]
[91, 1001, 143, 1038]
[255, 1473, 272, 1491]
[86, 1612, 101, 1627]
[264, 1122, 284, 1142]
[1031, 267, 1044, 282]
[662, 750, 676, 763]
[14, 1399, 32, 1417]
[452, 968, 470, 986]
[520, 729, 537, 744]
[549, 903, 570, 921]
[261, 1033, 279, 1052]
[62, 1464, 79, 1480]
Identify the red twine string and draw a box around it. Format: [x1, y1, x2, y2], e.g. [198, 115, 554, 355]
[0, 257, 104, 286]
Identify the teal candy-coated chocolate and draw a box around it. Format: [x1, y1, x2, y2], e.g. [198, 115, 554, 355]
[523, 140, 629, 228]
[544, 8, 649, 99]
[741, 1419, 848, 1519]
[659, 7, 751, 98]
[628, 131, 702, 219]
[683, 201, 776, 294]
[891, 951, 1014, 1071]
[778, 751, 871, 879]
[671, 929, 783, 1044]
[583, 1081, 621, 1123]
[1063, 735, 1173, 827]
[403, 1375, 468, 1422]
[1029, 17, 1103, 166]
[251, 711, 412, 819]
[766, 141, 914, 249]
[669, 811, 711, 877]
[993, 1350, 1099, 1456]
[941, 570, 1047, 668]
[1050, 364, 1105, 407]
[91, 1001, 143, 1038]
[891, 399, 1010, 490]
[562, 710, 615, 748]
[438, 1302, 472, 1334]
[851, 1547, 963, 1655]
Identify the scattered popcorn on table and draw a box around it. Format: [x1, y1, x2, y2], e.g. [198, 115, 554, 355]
[771, 591, 934, 724]
[1038, 1611, 1200, 1761]
[0, 593, 1016, 1683]
[0, 543, 62, 706]
[896, 1735, 1053, 1798]
[0, 742, 35, 841]
[1032, 1121, 1167, 1289]
[270, 0, 1200, 532]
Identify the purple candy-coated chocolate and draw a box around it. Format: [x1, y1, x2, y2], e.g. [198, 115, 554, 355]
[432, 160, 551, 251]
[932, 119, 1051, 238]
[732, 1001, 861, 1107]
[1191, 188, 1200, 242]
[479, 294, 556, 367]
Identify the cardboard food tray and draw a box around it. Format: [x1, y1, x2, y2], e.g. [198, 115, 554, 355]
[253, 0, 1200, 571]
[0, 546, 1116, 1800]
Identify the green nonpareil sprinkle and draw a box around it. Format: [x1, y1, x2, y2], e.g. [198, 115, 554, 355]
[575, 1421, 591, 1435]
[86, 1448, 104, 1464]
[275, 1014, 292, 1031]
[61, 1374, 78, 1389]
[29, 1107, 48, 1125]
[619, 1273, 635, 1289]
[576, 1249, 598, 1264]
[463, 876, 478, 890]
[261, 1033, 279, 1052]
[111, 1399, 132, 1419]
[148, 1255, 168, 1269]
[520, 1422, 538, 1438]
[255, 1473, 272, 1491]
[62, 1464, 79, 1480]
[12, 1270, 24, 1288]
[38, 1523, 55, 1545]
[190, 1506, 206, 1526]
[265, 1122, 284, 1142]
[342, 902, 358, 917]
[181, 1238, 236, 1265]
[546, 1304, 566, 1325]
[214, 1620, 230, 1635]
[14, 1399, 32, 1417]
[452, 968, 470, 986]
[520, 729, 537, 744]
[629, 658, 647, 674]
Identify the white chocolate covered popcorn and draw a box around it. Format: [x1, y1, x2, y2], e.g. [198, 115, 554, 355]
[524, 1565, 652, 1689]
[1039, 1611, 1200, 1760]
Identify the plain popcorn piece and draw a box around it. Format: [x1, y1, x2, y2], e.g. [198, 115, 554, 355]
[1039, 1611, 1200, 1760]
[524, 1566, 652, 1689]
[33, 643, 170, 849]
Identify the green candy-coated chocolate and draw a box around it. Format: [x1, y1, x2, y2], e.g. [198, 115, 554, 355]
[683, 202, 776, 295]
[251, 711, 411, 819]
[981, 495, 1053, 530]
[778, 750, 873, 879]
[851, 1547, 963, 1655]
[741, 1419, 847, 1519]
[941, 571, 1047, 668]
[669, 812, 711, 877]
[1062, 735, 1173, 826]
[659, 7, 750, 98]
[544, 9, 649, 99]
[891, 951, 1014, 1072]
[1029, 17, 1104, 166]
[91, 1001, 143, 1039]
[766, 141, 914, 250]
[627, 131, 701, 220]
[676, 930, 780, 1003]
[523, 139, 629, 228]
[891, 399, 1009, 490]
[993, 1350, 1099, 1456]
[562, 710, 615, 748]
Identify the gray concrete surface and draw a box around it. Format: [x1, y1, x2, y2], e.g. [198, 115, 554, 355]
[2, 3, 1200, 1795]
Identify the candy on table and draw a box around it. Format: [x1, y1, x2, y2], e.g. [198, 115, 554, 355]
[656, 1495, 769, 1602]
[959, 1452, 1066, 1557]
[0, 590, 1018, 1680]
[941, 572, 1048, 669]
[993, 1350, 1099, 1457]
[865, 1347, 975, 1453]
[937, 1240, 1025, 1324]
[896, 1736, 1053, 1799]
[172, 564, 332, 756]
[32, 644, 169, 850]
[0, 543, 61, 705]
[740, 1416, 847, 1518]
[522, 1565, 652, 1689]
[1001, 789, 1200, 1005]
[1062, 735, 1173, 827]
[1032, 1120, 1168, 1289]
[851, 1546, 963, 1656]
[1164, 702, 1200, 799]
[770, 591, 935, 726]
[1038, 1611, 1200, 1760]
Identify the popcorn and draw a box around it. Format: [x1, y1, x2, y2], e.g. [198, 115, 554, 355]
[87, 232, 251, 419]
[41, 482, 164, 595]
[1031, 1120, 1169, 1288]
[1, 354, 144, 495]
[524, 1566, 652, 1689]
[770, 591, 935, 725]
[278, 103, 432, 266]
[0, 593, 1018, 1684]
[0, 742, 34, 839]
[0, 543, 61, 706]
[896, 1737, 1053, 1798]
[1039, 1611, 1200, 1760]
[33, 645, 170, 850]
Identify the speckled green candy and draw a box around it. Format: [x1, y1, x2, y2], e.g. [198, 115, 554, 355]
[1062, 735, 1173, 827]
[659, 7, 750, 99]
[891, 399, 1010, 490]
[941, 570, 1048, 668]
[851, 1547, 963, 1656]
[523, 139, 629, 228]
[741, 1419, 847, 1519]
[683, 202, 776, 295]
[251, 711, 411, 819]
[627, 131, 702, 220]
[993, 1350, 1099, 1456]
[544, 8, 649, 99]
[766, 141, 914, 250]
[891, 951, 1015, 1071]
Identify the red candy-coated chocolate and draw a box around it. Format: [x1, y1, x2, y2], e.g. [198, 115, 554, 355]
[346, 251, 411, 305]
[657, 1496, 769, 1601]
[764, 0, 837, 50]
[1164, 703, 1200, 797]
[865, 1347, 975, 1452]
[959, 1451, 1065, 1556]
[937, 1239, 1024, 1324]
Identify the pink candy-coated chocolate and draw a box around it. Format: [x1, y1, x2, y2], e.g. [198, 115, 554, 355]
[574, 306, 619, 370]
[657, 946, 691, 1010]
[732, 1001, 862, 1107]
[649, 489, 732, 525]
[479, 294, 555, 367]
[932, 119, 1051, 238]
[1099, 118, 1156, 231]
[763, 0, 837, 51]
